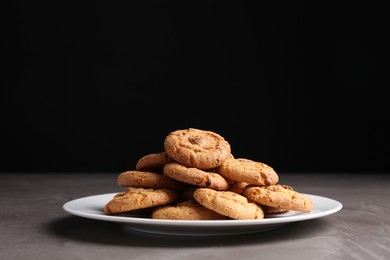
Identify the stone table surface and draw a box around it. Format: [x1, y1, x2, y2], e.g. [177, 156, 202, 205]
[1, 172, 389, 260]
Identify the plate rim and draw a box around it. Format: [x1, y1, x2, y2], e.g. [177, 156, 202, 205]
[63, 192, 343, 227]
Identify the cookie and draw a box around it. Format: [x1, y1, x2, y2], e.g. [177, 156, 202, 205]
[164, 128, 232, 169]
[117, 170, 188, 190]
[135, 152, 171, 172]
[227, 181, 250, 194]
[151, 199, 228, 220]
[242, 184, 314, 212]
[163, 162, 229, 191]
[193, 188, 264, 220]
[262, 205, 289, 214]
[216, 158, 279, 186]
[104, 187, 178, 215]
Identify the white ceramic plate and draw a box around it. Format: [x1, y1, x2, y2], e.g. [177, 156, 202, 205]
[63, 192, 342, 236]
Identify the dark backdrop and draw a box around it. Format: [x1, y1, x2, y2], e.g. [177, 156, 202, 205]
[1, 2, 389, 173]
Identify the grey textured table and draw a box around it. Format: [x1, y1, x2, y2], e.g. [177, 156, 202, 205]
[1, 172, 389, 260]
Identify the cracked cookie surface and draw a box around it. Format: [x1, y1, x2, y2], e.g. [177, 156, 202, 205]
[243, 185, 313, 212]
[217, 158, 279, 186]
[117, 170, 188, 190]
[164, 128, 232, 169]
[163, 162, 229, 191]
[152, 199, 228, 220]
[135, 152, 172, 172]
[193, 188, 264, 220]
[104, 187, 178, 214]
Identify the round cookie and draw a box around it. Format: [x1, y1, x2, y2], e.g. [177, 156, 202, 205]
[135, 152, 171, 172]
[164, 128, 232, 170]
[117, 170, 188, 190]
[193, 188, 264, 220]
[104, 187, 178, 215]
[228, 181, 250, 194]
[216, 158, 279, 186]
[163, 162, 229, 191]
[151, 199, 228, 220]
[242, 184, 314, 212]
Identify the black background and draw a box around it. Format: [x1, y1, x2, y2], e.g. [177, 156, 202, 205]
[1, 2, 389, 173]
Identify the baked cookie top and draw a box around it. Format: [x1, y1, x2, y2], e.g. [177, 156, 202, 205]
[242, 184, 313, 212]
[117, 170, 188, 190]
[104, 187, 178, 215]
[193, 188, 264, 220]
[227, 181, 250, 194]
[135, 152, 171, 172]
[163, 162, 229, 191]
[151, 199, 228, 220]
[164, 128, 232, 170]
[217, 158, 279, 186]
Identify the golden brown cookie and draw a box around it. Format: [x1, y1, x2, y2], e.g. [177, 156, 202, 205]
[262, 205, 289, 214]
[117, 170, 188, 190]
[216, 158, 279, 186]
[164, 128, 232, 170]
[242, 184, 314, 212]
[135, 152, 171, 172]
[104, 187, 178, 215]
[228, 181, 250, 194]
[163, 162, 229, 191]
[151, 199, 228, 220]
[193, 188, 264, 220]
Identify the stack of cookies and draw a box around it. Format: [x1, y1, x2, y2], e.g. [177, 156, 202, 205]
[104, 128, 314, 220]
